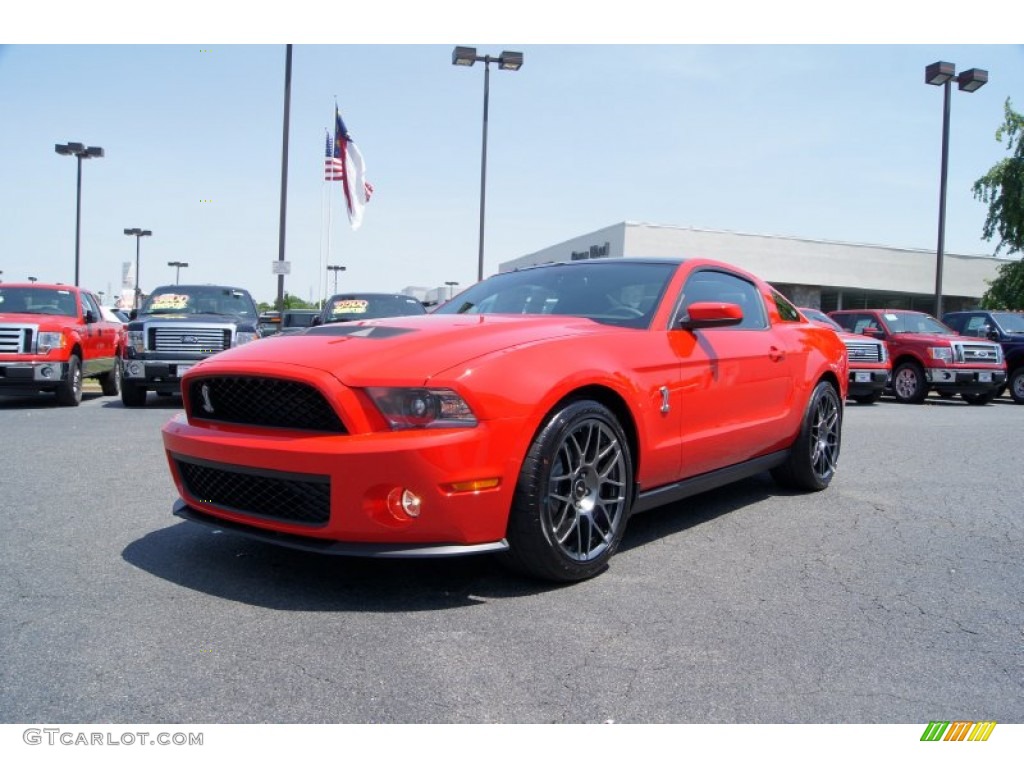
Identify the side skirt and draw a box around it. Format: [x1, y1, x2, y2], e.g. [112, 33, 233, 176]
[632, 449, 789, 515]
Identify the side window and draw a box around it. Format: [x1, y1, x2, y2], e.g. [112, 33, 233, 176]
[81, 292, 101, 320]
[677, 270, 767, 330]
[851, 315, 881, 335]
[963, 315, 988, 337]
[771, 290, 801, 323]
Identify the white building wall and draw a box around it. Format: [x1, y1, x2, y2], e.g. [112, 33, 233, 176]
[500, 221, 1005, 301]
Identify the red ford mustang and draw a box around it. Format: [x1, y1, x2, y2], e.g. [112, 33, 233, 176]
[162, 258, 848, 581]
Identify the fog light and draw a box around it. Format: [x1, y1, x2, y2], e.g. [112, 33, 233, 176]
[40, 366, 54, 379]
[387, 488, 422, 518]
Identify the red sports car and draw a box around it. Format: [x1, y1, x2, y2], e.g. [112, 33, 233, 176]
[162, 258, 848, 581]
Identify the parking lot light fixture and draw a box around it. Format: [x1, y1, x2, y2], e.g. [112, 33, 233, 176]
[327, 264, 346, 294]
[445, 280, 459, 300]
[451, 46, 524, 282]
[168, 261, 189, 284]
[925, 60, 987, 318]
[124, 228, 152, 309]
[55, 142, 104, 286]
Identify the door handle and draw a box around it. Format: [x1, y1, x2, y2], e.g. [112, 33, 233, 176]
[769, 346, 785, 362]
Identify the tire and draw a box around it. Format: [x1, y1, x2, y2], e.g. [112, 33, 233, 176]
[120, 380, 147, 407]
[55, 355, 83, 407]
[503, 400, 633, 582]
[936, 390, 956, 400]
[852, 391, 881, 404]
[99, 360, 121, 396]
[962, 391, 994, 405]
[771, 380, 842, 491]
[1010, 368, 1024, 405]
[892, 362, 927, 404]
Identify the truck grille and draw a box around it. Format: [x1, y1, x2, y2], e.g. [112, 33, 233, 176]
[0, 324, 34, 354]
[175, 457, 330, 526]
[186, 376, 347, 433]
[150, 326, 231, 354]
[953, 341, 1002, 365]
[843, 339, 884, 363]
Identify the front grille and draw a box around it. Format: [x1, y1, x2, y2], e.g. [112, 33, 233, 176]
[953, 341, 1002, 365]
[0, 324, 33, 354]
[843, 340, 883, 363]
[187, 376, 347, 433]
[150, 326, 231, 354]
[175, 457, 330, 526]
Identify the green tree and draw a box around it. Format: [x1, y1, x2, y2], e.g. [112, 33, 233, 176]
[258, 293, 317, 313]
[973, 98, 1024, 309]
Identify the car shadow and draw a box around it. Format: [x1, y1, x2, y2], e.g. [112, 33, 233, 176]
[102, 395, 184, 410]
[122, 475, 777, 611]
[0, 391, 107, 409]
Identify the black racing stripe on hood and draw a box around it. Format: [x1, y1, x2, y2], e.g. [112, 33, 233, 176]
[304, 325, 418, 339]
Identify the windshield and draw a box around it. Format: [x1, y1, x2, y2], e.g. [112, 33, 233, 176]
[0, 287, 78, 317]
[801, 308, 843, 331]
[992, 311, 1024, 333]
[322, 294, 427, 323]
[433, 261, 677, 329]
[882, 311, 953, 335]
[140, 287, 256, 317]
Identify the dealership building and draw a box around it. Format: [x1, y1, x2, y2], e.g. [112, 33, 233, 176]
[495, 221, 1006, 315]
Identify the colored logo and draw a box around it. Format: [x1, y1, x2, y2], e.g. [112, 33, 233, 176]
[921, 721, 996, 741]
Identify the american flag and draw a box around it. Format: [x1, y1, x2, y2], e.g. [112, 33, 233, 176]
[324, 129, 344, 181]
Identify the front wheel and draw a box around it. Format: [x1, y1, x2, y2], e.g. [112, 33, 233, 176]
[962, 391, 994, 405]
[503, 400, 633, 582]
[55, 355, 83, 407]
[892, 362, 927, 404]
[772, 380, 842, 491]
[120, 379, 147, 407]
[851, 391, 881, 404]
[1010, 368, 1024, 405]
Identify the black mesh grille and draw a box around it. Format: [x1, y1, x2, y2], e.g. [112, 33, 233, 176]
[187, 376, 346, 432]
[175, 457, 330, 526]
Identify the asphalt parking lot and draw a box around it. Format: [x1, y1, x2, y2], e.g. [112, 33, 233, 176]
[1, 389, 1021, 724]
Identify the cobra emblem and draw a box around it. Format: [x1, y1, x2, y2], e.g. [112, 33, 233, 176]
[200, 383, 215, 414]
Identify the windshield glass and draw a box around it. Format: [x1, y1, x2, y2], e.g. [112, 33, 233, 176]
[801, 308, 843, 331]
[140, 287, 256, 317]
[0, 287, 78, 317]
[322, 294, 427, 323]
[992, 311, 1024, 333]
[433, 261, 678, 329]
[883, 311, 952, 335]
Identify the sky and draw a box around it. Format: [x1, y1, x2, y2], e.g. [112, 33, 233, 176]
[3, 5, 1023, 307]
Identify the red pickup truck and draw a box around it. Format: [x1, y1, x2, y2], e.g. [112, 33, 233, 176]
[0, 283, 123, 405]
[829, 309, 1005, 404]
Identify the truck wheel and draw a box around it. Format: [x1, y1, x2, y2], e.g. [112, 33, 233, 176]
[852, 391, 881, 404]
[99, 361, 121, 396]
[1011, 368, 1024, 405]
[55, 355, 83, 407]
[892, 362, 927, 404]
[121, 380, 147, 407]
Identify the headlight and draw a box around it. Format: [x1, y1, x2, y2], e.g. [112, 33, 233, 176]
[366, 387, 477, 430]
[127, 330, 145, 354]
[36, 331, 65, 354]
[234, 331, 259, 346]
[928, 346, 952, 362]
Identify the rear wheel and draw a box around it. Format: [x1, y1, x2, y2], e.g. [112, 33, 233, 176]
[892, 362, 927, 404]
[55, 355, 83, 407]
[503, 400, 633, 582]
[962, 391, 994, 405]
[99, 360, 121, 396]
[772, 380, 842, 491]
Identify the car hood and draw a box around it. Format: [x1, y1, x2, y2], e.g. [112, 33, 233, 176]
[197, 314, 616, 385]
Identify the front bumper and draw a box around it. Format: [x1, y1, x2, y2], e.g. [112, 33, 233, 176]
[847, 369, 889, 396]
[162, 412, 522, 549]
[925, 368, 1007, 392]
[122, 359, 198, 391]
[0, 361, 67, 390]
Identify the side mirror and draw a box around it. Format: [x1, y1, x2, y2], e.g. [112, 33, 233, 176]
[84, 309, 97, 324]
[862, 326, 884, 339]
[310, 316, 322, 326]
[677, 301, 744, 330]
[986, 327, 1000, 341]
[129, 309, 138, 320]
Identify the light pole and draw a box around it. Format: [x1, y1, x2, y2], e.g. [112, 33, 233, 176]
[55, 142, 104, 286]
[327, 264, 346, 294]
[445, 280, 459, 300]
[123, 228, 152, 309]
[925, 61, 987, 318]
[28, 276, 38, 283]
[452, 46, 523, 282]
[168, 261, 189, 284]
